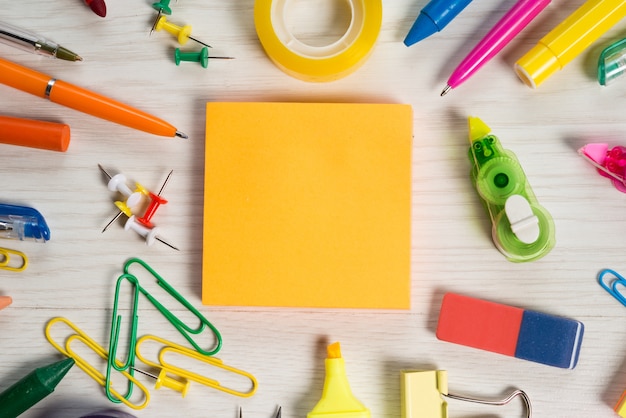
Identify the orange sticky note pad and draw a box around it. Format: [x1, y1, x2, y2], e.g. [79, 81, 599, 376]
[203, 102, 412, 309]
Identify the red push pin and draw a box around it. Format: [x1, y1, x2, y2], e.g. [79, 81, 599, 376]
[136, 170, 173, 228]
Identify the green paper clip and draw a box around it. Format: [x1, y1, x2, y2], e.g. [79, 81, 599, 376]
[598, 38, 626, 86]
[106, 274, 141, 404]
[105, 258, 223, 405]
[122, 257, 223, 356]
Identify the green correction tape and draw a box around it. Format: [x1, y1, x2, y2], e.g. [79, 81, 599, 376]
[468, 116, 555, 262]
[598, 38, 626, 86]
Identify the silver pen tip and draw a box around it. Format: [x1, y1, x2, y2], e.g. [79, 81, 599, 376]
[440, 85, 451, 97]
[175, 131, 189, 139]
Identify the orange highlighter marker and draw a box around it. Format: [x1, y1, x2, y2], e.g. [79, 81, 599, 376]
[0, 115, 70, 152]
[0, 57, 187, 138]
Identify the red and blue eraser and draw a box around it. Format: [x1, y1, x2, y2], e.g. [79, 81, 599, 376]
[436, 292, 584, 369]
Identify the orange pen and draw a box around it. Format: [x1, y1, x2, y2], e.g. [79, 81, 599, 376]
[0, 115, 70, 151]
[0, 57, 187, 138]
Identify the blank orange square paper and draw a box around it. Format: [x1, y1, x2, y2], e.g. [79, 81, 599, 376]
[202, 102, 412, 309]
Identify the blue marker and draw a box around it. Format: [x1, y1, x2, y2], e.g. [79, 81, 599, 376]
[0, 203, 50, 242]
[404, 0, 475, 46]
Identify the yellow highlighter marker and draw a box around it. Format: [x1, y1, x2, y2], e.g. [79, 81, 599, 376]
[308, 342, 370, 418]
[515, 0, 626, 88]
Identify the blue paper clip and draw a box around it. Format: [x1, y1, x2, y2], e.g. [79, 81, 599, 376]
[598, 269, 626, 306]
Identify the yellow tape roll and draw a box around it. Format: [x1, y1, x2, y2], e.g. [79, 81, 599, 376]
[254, 0, 382, 82]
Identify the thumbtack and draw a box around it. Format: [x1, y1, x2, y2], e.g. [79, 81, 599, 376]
[154, 15, 211, 47]
[125, 216, 179, 251]
[137, 170, 173, 228]
[174, 47, 234, 68]
[150, 0, 173, 34]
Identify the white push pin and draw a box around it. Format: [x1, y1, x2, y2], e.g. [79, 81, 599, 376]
[124, 215, 179, 251]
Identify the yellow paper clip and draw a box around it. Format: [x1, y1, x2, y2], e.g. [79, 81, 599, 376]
[135, 334, 258, 398]
[0, 247, 27, 272]
[45, 317, 151, 410]
[401, 370, 531, 418]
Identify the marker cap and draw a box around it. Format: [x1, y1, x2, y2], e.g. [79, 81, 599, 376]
[514, 43, 562, 88]
[0, 115, 70, 151]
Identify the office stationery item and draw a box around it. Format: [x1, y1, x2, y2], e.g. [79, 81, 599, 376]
[404, 0, 474, 46]
[597, 268, 626, 307]
[135, 335, 257, 397]
[598, 38, 626, 86]
[121, 258, 223, 355]
[81, 410, 136, 418]
[616, 390, 626, 417]
[441, 0, 551, 96]
[0, 57, 187, 138]
[0, 115, 70, 152]
[578, 143, 626, 192]
[84, 0, 107, 17]
[401, 370, 531, 418]
[254, 0, 382, 82]
[106, 274, 140, 404]
[104, 258, 223, 404]
[0, 203, 50, 242]
[0, 357, 75, 418]
[174, 47, 234, 68]
[239, 407, 281, 418]
[154, 16, 210, 47]
[99, 165, 178, 249]
[151, 0, 173, 34]
[0, 248, 28, 272]
[308, 342, 369, 418]
[436, 292, 584, 369]
[98, 164, 150, 232]
[468, 116, 554, 262]
[515, 0, 626, 88]
[0, 296, 12, 310]
[203, 102, 412, 309]
[45, 317, 150, 410]
[0, 20, 82, 62]
[125, 215, 179, 250]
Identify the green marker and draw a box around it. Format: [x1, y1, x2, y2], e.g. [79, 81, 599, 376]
[0, 357, 75, 418]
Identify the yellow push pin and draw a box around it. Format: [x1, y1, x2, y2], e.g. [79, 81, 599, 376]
[154, 15, 211, 47]
[307, 342, 370, 418]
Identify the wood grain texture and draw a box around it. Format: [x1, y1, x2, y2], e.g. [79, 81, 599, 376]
[0, 1, 625, 417]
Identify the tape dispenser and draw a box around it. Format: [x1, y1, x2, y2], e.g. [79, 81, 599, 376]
[467, 116, 555, 262]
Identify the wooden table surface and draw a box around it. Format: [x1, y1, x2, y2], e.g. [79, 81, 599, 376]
[1, 1, 626, 417]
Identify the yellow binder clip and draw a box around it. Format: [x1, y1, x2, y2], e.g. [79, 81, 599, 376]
[45, 317, 151, 410]
[0, 247, 27, 272]
[401, 370, 531, 418]
[135, 335, 258, 398]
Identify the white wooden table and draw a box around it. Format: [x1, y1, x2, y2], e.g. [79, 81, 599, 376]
[1, 1, 626, 417]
